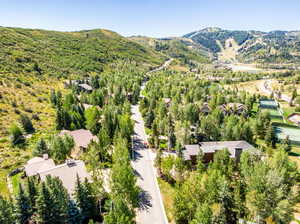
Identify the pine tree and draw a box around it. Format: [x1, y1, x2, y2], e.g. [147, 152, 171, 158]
[32, 138, 48, 156]
[15, 184, 32, 224]
[74, 176, 97, 221]
[196, 149, 205, 173]
[9, 123, 25, 146]
[25, 177, 37, 212]
[104, 195, 135, 224]
[265, 124, 277, 148]
[35, 182, 52, 224]
[45, 176, 69, 223]
[67, 200, 82, 224]
[19, 114, 35, 133]
[191, 203, 212, 224]
[282, 135, 292, 153]
[0, 196, 14, 224]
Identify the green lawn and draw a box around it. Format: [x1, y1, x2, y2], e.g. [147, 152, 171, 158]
[158, 178, 176, 224]
[11, 173, 22, 194]
[0, 170, 9, 197]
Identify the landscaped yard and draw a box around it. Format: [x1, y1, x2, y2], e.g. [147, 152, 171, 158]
[158, 178, 176, 224]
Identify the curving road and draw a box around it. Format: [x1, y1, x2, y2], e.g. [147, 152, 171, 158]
[131, 59, 172, 224]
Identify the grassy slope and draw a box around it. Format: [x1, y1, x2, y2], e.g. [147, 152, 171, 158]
[0, 27, 165, 196]
[0, 27, 165, 76]
[130, 36, 210, 65]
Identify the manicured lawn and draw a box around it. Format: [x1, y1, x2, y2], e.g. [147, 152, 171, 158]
[158, 178, 176, 224]
[11, 173, 22, 194]
[0, 170, 9, 197]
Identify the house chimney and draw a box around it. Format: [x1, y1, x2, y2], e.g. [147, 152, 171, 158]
[66, 159, 76, 166]
[43, 154, 49, 160]
[235, 148, 243, 163]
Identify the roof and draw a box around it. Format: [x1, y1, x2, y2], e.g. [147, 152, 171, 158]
[163, 98, 171, 104]
[83, 103, 93, 110]
[287, 113, 300, 125]
[78, 83, 93, 91]
[183, 141, 254, 160]
[25, 157, 55, 177]
[38, 160, 91, 194]
[60, 129, 98, 149]
[200, 103, 211, 113]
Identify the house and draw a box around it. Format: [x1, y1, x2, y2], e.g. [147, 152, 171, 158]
[183, 141, 254, 164]
[38, 159, 91, 194]
[78, 83, 93, 93]
[287, 113, 300, 126]
[24, 154, 56, 177]
[64, 80, 79, 88]
[82, 103, 101, 111]
[200, 103, 211, 114]
[60, 129, 98, 157]
[60, 129, 98, 149]
[163, 98, 171, 105]
[220, 103, 247, 115]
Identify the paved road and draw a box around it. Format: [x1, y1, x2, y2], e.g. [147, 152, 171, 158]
[261, 79, 292, 104]
[131, 105, 168, 224]
[147, 59, 173, 75]
[131, 59, 172, 224]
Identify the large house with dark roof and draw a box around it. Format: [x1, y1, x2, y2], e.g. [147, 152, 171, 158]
[183, 141, 254, 164]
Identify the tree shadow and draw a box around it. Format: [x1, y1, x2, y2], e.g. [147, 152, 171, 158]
[132, 136, 146, 162]
[138, 190, 152, 211]
[289, 152, 300, 157]
[133, 169, 144, 180]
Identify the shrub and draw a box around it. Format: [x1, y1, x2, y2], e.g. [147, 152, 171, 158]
[19, 114, 35, 133]
[24, 108, 33, 113]
[32, 114, 40, 121]
[9, 124, 25, 146]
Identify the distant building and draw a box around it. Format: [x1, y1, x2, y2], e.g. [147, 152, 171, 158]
[38, 159, 91, 194]
[82, 103, 101, 111]
[163, 98, 171, 105]
[287, 113, 300, 126]
[24, 154, 55, 177]
[183, 141, 254, 164]
[200, 103, 211, 114]
[78, 83, 93, 93]
[220, 103, 247, 115]
[64, 80, 79, 88]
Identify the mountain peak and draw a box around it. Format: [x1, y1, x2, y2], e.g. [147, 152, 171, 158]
[200, 27, 222, 32]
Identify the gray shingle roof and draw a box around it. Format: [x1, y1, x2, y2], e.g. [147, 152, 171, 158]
[25, 157, 56, 177]
[78, 83, 93, 91]
[183, 141, 254, 160]
[38, 160, 91, 194]
[60, 129, 98, 149]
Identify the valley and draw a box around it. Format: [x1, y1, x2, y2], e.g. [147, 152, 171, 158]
[0, 25, 300, 224]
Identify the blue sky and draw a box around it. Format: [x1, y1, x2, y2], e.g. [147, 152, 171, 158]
[0, 0, 299, 37]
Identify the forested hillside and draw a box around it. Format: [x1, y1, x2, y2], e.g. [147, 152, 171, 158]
[183, 27, 300, 64]
[130, 36, 210, 66]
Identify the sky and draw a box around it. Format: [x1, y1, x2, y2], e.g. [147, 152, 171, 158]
[0, 0, 299, 37]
